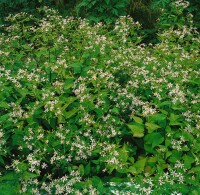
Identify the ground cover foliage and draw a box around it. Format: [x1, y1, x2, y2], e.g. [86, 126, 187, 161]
[0, 1, 200, 194]
[0, 0, 199, 33]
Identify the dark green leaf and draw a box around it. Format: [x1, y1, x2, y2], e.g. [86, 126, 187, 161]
[145, 133, 164, 148]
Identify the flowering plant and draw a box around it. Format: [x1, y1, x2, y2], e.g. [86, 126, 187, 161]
[0, 3, 199, 194]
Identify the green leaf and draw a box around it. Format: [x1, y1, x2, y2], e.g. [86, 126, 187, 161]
[91, 176, 102, 186]
[112, 107, 119, 114]
[105, 0, 110, 5]
[145, 133, 164, 148]
[183, 155, 194, 169]
[147, 157, 157, 166]
[23, 172, 38, 181]
[0, 114, 10, 124]
[63, 78, 74, 90]
[148, 113, 166, 128]
[118, 145, 128, 162]
[0, 172, 17, 181]
[169, 113, 184, 126]
[84, 162, 91, 175]
[131, 116, 143, 124]
[130, 157, 147, 174]
[69, 63, 82, 73]
[159, 101, 172, 107]
[82, 52, 90, 59]
[0, 101, 9, 109]
[171, 105, 186, 111]
[0, 156, 5, 165]
[148, 113, 166, 121]
[112, 8, 118, 16]
[169, 150, 182, 163]
[145, 122, 160, 133]
[115, 2, 127, 9]
[79, 164, 84, 176]
[64, 108, 78, 119]
[127, 123, 144, 138]
[64, 82, 74, 91]
[12, 132, 23, 146]
[60, 96, 76, 110]
[18, 163, 28, 172]
[128, 166, 137, 174]
[49, 117, 57, 129]
[0, 181, 20, 195]
[97, 180, 104, 194]
[94, 108, 104, 118]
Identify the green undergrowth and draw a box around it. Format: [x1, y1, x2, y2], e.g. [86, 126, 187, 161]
[0, 4, 200, 195]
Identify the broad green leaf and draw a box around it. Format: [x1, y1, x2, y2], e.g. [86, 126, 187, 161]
[0, 114, 10, 124]
[144, 143, 155, 154]
[0, 101, 9, 109]
[82, 52, 90, 59]
[112, 107, 119, 114]
[159, 101, 171, 107]
[183, 155, 194, 169]
[97, 178, 104, 194]
[169, 113, 184, 126]
[128, 165, 137, 175]
[12, 132, 23, 146]
[148, 113, 166, 122]
[131, 116, 143, 124]
[91, 176, 102, 185]
[148, 113, 166, 128]
[18, 163, 29, 172]
[147, 157, 157, 166]
[156, 165, 164, 174]
[145, 122, 160, 133]
[145, 133, 164, 148]
[69, 63, 82, 73]
[92, 160, 99, 165]
[64, 82, 74, 90]
[127, 123, 144, 138]
[131, 157, 147, 174]
[117, 168, 128, 174]
[128, 157, 135, 163]
[64, 79, 74, 91]
[169, 150, 182, 163]
[159, 109, 168, 115]
[94, 108, 104, 118]
[171, 105, 187, 111]
[16, 97, 24, 105]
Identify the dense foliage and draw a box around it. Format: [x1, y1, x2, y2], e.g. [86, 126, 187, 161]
[0, 0, 199, 30]
[0, 1, 200, 194]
